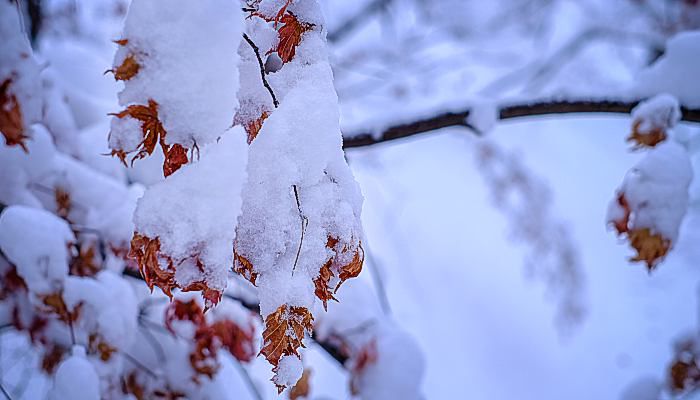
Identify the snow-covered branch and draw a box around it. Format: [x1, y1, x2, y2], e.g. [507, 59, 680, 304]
[343, 99, 700, 148]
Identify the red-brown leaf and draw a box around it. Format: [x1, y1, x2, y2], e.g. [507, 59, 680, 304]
[0, 79, 28, 152]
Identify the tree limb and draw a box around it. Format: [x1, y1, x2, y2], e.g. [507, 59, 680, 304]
[342, 99, 700, 148]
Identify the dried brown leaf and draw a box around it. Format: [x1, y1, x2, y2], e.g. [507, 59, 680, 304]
[88, 333, 117, 362]
[130, 233, 177, 298]
[0, 79, 28, 152]
[41, 345, 66, 374]
[336, 242, 364, 292]
[210, 319, 256, 362]
[244, 111, 269, 144]
[628, 227, 670, 271]
[350, 339, 378, 395]
[289, 369, 312, 400]
[54, 187, 71, 220]
[314, 259, 337, 311]
[163, 143, 188, 177]
[233, 249, 258, 286]
[628, 119, 667, 148]
[277, 14, 313, 63]
[70, 243, 101, 277]
[259, 304, 313, 368]
[110, 54, 140, 81]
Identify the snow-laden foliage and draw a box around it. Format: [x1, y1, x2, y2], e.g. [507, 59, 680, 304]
[0, 0, 42, 151]
[608, 95, 693, 271]
[232, 0, 367, 390]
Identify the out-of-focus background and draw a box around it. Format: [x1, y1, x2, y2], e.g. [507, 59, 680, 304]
[2, 0, 700, 399]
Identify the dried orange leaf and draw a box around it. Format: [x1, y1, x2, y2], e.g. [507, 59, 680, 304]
[628, 119, 667, 148]
[233, 249, 258, 286]
[0, 79, 28, 152]
[244, 111, 269, 144]
[70, 243, 101, 277]
[210, 319, 256, 362]
[88, 333, 117, 362]
[259, 304, 313, 367]
[628, 227, 670, 271]
[277, 14, 313, 63]
[289, 369, 312, 400]
[41, 293, 80, 324]
[110, 54, 140, 81]
[163, 143, 188, 177]
[129, 233, 177, 298]
[350, 339, 378, 395]
[314, 260, 337, 311]
[336, 242, 364, 293]
[54, 187, 71, 220]
[611, 193, 631, 235]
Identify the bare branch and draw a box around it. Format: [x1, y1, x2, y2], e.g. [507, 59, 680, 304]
[242, 33, 279, 108]
[342, 99, 700, 148]
[327, 0, 392, 43]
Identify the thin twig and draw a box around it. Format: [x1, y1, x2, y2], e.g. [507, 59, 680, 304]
[363, 243, 392, 315]
[122, 351, 159, 379]
[242, 33, 279, 108]
[232, 358, 264, 400]
[291, 185, 308, 274]
[138, 322, 167, 364]
[0, 381, 11, 400]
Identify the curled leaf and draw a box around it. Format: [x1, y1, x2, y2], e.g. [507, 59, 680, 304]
[163, 143, 188, 177]
[336, 242, 364, 292]
[111, 99, 189, 175]
[313, 259, 337, 311]
[129, 233, 177, 298]
[233, 249, 258, 286]
[109, 54, 140, 81]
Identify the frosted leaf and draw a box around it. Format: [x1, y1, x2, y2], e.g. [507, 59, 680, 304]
[273, 354, 304, 392]
[629, 94, 681, 148]
[608, 140, 693, 269]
